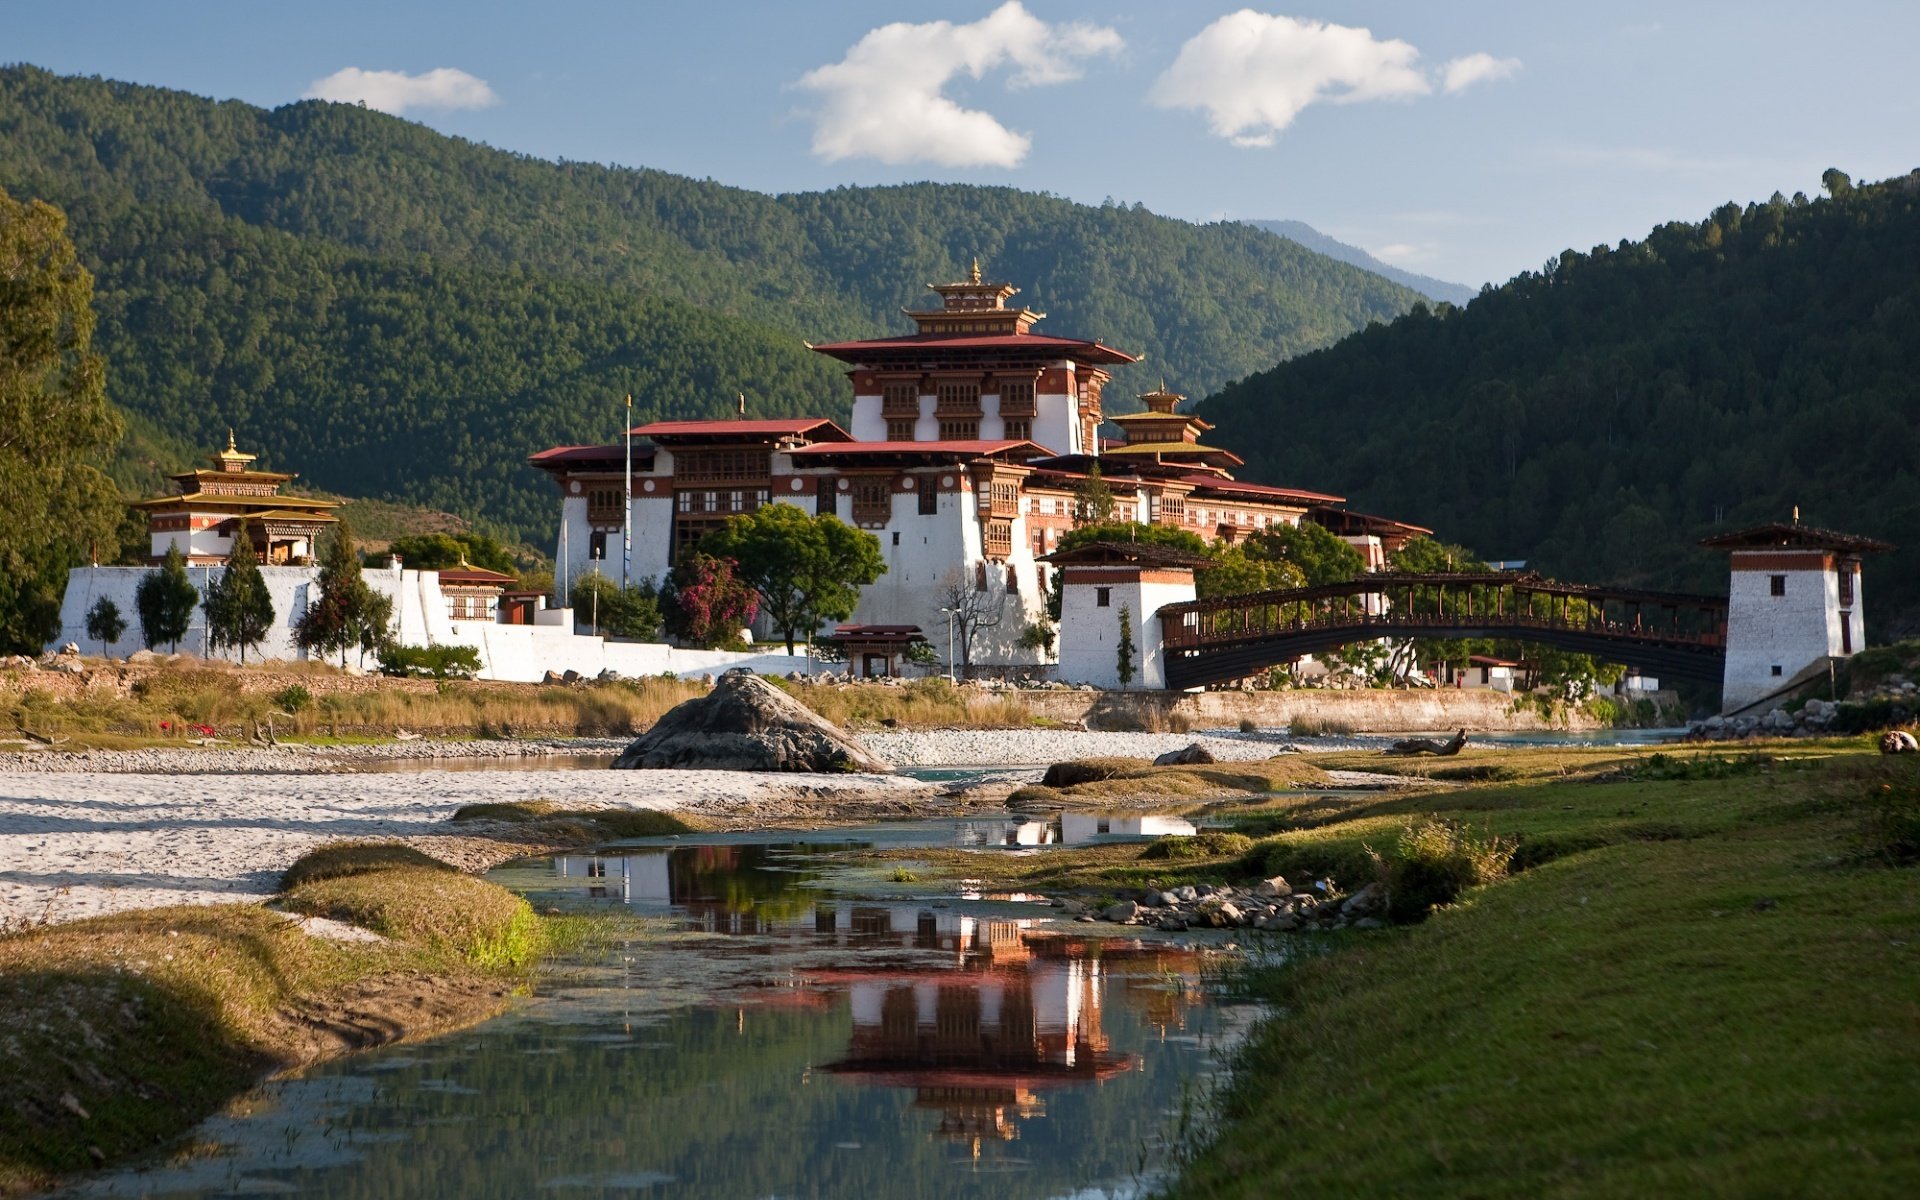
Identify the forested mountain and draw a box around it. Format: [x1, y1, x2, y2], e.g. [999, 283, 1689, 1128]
[0, 66, 1421, 541]
[1204, 170, 1920, 632]
[1248, 220, 1478, 306]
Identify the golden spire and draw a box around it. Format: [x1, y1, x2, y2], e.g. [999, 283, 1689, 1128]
[226, 428, 237, 453]
[969, 257, 981, 284]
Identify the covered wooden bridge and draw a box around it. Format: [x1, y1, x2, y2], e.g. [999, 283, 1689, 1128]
[1157, 572, 1728, 691]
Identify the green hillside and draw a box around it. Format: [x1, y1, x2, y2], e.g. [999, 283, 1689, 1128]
[0, 66, 1421, 541]
[1200, 169, 1920, 633]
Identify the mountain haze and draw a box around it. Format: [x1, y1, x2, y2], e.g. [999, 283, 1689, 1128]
[0, 66, 1424, 540]
[1206, 171, 1920, 630]
[1248, 220, 1478, 306]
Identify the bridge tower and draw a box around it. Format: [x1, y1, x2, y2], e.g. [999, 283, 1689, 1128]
[1700, 520, 1892, 713]
[1040, 542, 1209, 691]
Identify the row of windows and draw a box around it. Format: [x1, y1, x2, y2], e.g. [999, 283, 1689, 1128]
[884, 417, 1030, 441]
[675, 450, 771, 483]
[676, 489, 770, 514]
[971, 561, 1047, 594]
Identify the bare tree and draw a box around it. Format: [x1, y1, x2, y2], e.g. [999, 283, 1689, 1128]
[938, 567, 1009, 673]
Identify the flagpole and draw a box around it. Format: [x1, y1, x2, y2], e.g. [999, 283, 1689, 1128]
[622, 393, 633, 591]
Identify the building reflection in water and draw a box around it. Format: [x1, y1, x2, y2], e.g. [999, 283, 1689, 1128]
[951, 813, 1200, 848]
[549, 844, 1213, 1151]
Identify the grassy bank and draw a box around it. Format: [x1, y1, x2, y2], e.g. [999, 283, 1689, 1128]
[0, 843, 547, 1196]
[1158, 741, 1920, 1197]
[3, 665, 1042, 748]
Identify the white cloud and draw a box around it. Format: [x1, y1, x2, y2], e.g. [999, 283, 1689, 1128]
[1441, 52, 1520, 94]
[795, 1, 1122, 168]
[1149, 11, 1518, 147]
[303, 67, 498, 115]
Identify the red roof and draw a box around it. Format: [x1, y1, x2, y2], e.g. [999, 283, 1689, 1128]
[786, 439, 1042, 460]
[528, 443, 651, 468]
[811, 332, 1138, 366]
[628, 417, 852, 442]
[1176, 474, 1345, 505]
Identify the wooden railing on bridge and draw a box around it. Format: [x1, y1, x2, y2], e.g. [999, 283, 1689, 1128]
[1157, 571, 1728, 689]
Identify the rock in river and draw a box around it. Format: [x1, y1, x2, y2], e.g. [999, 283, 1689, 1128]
[611, 671, 892, 774]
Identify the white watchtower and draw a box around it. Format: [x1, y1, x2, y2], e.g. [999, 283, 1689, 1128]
[1042, 541, 1208, 691]
[1701, 519, 1892, 713]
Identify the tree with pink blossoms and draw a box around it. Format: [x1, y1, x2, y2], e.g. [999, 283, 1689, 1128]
[664, 554, 760, 649]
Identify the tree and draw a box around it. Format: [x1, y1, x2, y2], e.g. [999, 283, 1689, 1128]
[1056, 521, 1210, 558]
[136, 543, 198, 651]
[662, 554, 759, 648]
[295, 521, 392, 667]
[937, 568, 1008, 671]
[701, 504, 885, 653]
[84, 596, 125, 653]
[384, 531, 519, 577]
[203, 519, 275, 663]
[1197, 544, 1306, 598]
[1072, 464, 1116, 525]
[1247, 523, 1366, 587]
[571, 573, 664, 641]
[1115, 605, 1136, 689]
[0, 187, 124, 653]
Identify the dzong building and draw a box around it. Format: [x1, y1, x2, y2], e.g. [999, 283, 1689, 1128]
[532, 265, 1425, 671]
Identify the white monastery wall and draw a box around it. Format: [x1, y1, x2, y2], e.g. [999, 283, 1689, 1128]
[51, 565, 814, 683]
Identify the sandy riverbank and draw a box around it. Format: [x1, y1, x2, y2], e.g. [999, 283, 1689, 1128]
[0, 767, 935, 927]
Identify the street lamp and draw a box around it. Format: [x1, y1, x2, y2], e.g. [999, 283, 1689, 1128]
[938, 606, 957, 682]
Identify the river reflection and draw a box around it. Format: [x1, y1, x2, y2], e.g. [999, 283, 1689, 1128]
[60, 834, 1255, 1199]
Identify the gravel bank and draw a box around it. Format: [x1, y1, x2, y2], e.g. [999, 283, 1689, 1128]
[0, 737, 631, 775]
[0, 767, 930, 926]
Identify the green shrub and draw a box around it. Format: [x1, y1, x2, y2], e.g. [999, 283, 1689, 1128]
[272, 682, 313, 714]
[1139, 831, 1254, 861]
[377, 643, 483, 679]
[1239, 717, 1259, 734]
[1862, 779, 1920, 866]
[280, 841, 456, 890]
[1372, 818, 1513, 923]
[1631, 753, 1770, 781]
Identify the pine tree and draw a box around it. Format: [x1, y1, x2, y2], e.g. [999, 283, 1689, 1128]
[1072, 463, 1117, 526]
[1115, 605, 1135, 690]
[84, 595, 126, 653]
[204, 519, 275, 663]
[295, 520, 391, 667]
[136, 543, 198, 651]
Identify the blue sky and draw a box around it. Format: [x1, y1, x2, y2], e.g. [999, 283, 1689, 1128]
[11, 2, 1918, 286]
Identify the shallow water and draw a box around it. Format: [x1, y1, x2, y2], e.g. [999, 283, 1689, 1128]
[63, 827, 1259, 1199]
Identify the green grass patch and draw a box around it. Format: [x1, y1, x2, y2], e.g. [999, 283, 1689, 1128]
[448, 799, 703, 840]
[1, 844, 550, 1194]
[1162, 746, 1920, 1199]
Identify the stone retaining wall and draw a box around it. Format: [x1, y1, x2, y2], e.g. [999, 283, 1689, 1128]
[1018, 687, 1604, 733]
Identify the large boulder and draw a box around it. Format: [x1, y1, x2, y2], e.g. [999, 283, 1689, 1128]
[611, 672, 892, 773]
[1153, 742, 1216, 766]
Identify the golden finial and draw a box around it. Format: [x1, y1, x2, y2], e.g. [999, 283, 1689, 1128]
[226, 428, 237, 453]
[969, 258, 981, 284]
[1792, 505, 1801, 525]
[737, 392, 747, 417]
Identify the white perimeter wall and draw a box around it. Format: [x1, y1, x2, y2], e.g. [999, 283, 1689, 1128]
[50, 564, 816, 683]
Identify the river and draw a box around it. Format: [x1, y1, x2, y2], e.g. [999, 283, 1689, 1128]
[58, 818, 1263, 1200]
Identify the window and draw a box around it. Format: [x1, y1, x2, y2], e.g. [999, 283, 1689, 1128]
[936, 380, 980, 413]
[983, 521, 1013, 557]
[588, 531, 608, 563]
[587, 485, 625, 525]
[1003, 418, 1031, 440]
[998, 378, 1036, 414]
[939, 418, 979, 441]
[886, 419, 916, 442]
[674, 450, 770, 484]
[1771, 664, 1784, 677]
[816, 477, 837, 516]
[1840, 563, 1856, 606]
[891, 531, 900, 546]
[917, 481, 938, 516]
[881, 381, 919, 416]
[1096, 586, 1111, 608]
[975, 562, 988, 591]
[1770, 574, 1787, 597]
[1842, 611, 1854, 654]
[850, 478, 892, 525]
[1007, 564, 1019, 593]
